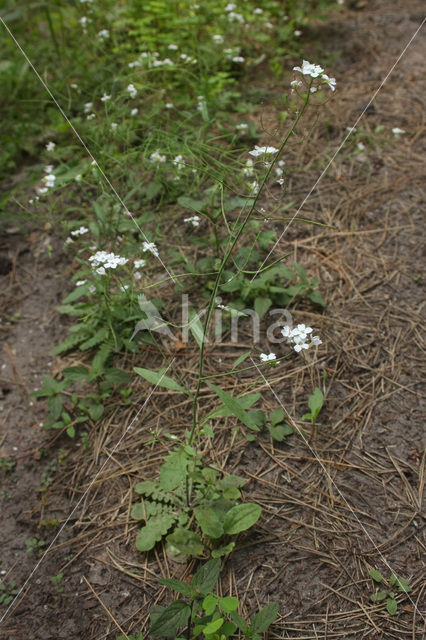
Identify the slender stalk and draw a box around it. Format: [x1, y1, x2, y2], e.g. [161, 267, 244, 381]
[188, 89, 312, 447]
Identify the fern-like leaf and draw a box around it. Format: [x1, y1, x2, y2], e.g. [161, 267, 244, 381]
[135, 513, 177, 552]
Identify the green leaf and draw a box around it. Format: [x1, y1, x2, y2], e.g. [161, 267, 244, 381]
[150, 600, 191, 637]
[203, 594, 218, 616]
[390, 574, 412, 593]
[369, 569, 384, 583]
[203, 618, 223, 635]
[371, 589, 387, 602]
[166, 528, 204, 557]
[191, 558, 221, 594]
[251, 602, 279, 633]
[66, 425, 75, 438]
[194, 506, 224, 539]
[88, 403, 104, 421]
[79, 327, 109, 351]
[231, 351, 251, 370]
[102, 368, 132, 385]
[188, 307, 205, 348]
[308, 388, 324, 421]
[386, 598, 397, 615]
[135, 513, 176, 552]
[222, 503, 262, 535]
[268, 423, 293, 442]
[269, 408, 285, 425]
[159, 578, 194, 598]
[207, 383, 259, 431]
[308, 289, 325, 307]
[131, 503, 145, 521]
[159, 447, 188, 491]
[218, 596, 238, 613]
[254, 296, 272, 319]
[47, 395, 63, 421]
[211, 542, 235, 558]
[229, 611, 249, 634]
[134, 367, 188, 395]
[62, 366, 90, 382]
[203, 392, 260, 423]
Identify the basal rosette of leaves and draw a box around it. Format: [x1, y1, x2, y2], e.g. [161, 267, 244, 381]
[131, 445, 262, 561]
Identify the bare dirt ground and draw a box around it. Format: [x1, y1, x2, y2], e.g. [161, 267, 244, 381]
[0, 1, 425, 639]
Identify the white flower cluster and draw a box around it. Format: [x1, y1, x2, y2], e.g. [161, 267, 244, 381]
[38, 164, 56, 195]
[184, 215, 200, 227]
[293, 60, 336, 92]
[46, 141, 55, 151]
[97, 29, 110, 40]
[70, 226, 89, 237]
[249, 145, 279, 157]
[127, 83, 137, 98]
[242, 158, 254, 176]
[260, 353, 276, 362]
[392, 127, 405, 136]
[149, 150, 167, 163]
[89, 251, 128, 275]
[142, 241, 159, 258]
[213, 34, 224, 44]
[197, 95, 207, 112]
[281, 324, 322, 353]
[134, 259, 146, 269]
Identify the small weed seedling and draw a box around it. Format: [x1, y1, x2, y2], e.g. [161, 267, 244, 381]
[149, 558, 278, 639]
[0, 581, 18, 606]
[26, 538, 46, 554]
[50, 572, 64, 595]
[369, 569, 412, 615]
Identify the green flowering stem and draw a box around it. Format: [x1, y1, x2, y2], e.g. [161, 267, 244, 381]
[187, 85, 312, 449]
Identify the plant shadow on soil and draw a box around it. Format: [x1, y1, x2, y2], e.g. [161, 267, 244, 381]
[1, 1, 425, 639]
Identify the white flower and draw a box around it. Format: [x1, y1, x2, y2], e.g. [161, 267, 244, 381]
[89, 251, 128, 273]
[224, 2, 237, 10]
[127, 83, 137, 98]
[294, 30, 302, 37]
[293, 60, 324, 78]
[70, 83, 79, 89]
[346, 126, 356, 133]
[130, 108, 138, 116]
[44, 165, 54, 173]
[213, 35, 224, 43]
[228, 12, 244, 23]
[86, 113, 96, 120]
[232, 56, 245, 63]
[184, 215, 200, 227]
[168, 43, 178, 50]
[45, 141, 56, 151]
[84, 102, 93, 113]
[392, 127, 405, 136]
[75, 174, 82, 182]
[75, 280, 86, 286]
[173, 154, 185, 169]
[134, 259, 146, 268]
[142, 241, 159, 257]
[250, 180, 259, 195]
[89, 285, 96, 293]
[236, 123, 248, 131]
[281, 324, 321, 353]
[149, 150, 166, 163]
[134, 271, 142, 280]
[357, 142, 366, 151]
[249, 145, 279, 157]
[260, 352, 276, 362]
[70, 226, 89, 237]
[43, 174, 56, 188]
[322, 74, 336, 91]
[253, 8, 263, 14]
[111, 122, 118, 130]
[165, 103, 174, 109]
[242, 158, 254, 176]
[97, 29, 110, 40]
[101, 93, 111, 102]
[79, 16, 90, 28]
[290, 80, 302, 89]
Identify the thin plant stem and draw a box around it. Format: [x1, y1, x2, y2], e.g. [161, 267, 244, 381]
[188, 88, 312, 448]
